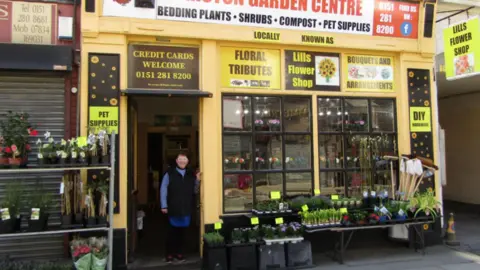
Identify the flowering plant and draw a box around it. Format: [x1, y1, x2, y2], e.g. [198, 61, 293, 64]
[36, 131, 56, 160]
[70, 239, 92, 270]
[254, 119, 264, 125]
[268, 119, 280, 125]
[231, 228, 244, 243]
[0, 111, 37, 159]
[90, 237, 109, 270]
[277, 224, 287, 238]
[262, 225, 275, 239]
[286, 222, 303, 237]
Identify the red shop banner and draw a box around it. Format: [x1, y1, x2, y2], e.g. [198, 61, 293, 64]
[0, 0, 57, 45]
[373, 0, 419, 39]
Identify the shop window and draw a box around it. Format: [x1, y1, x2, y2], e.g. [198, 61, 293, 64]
[222, 95, 313, 213]
[318, 98, 397, 197]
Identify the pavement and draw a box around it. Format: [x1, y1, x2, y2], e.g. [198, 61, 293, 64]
[132, 202, 480, 270]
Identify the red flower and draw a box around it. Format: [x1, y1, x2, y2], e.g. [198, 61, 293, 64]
[26, 144, 31, 151]
[31, 129, 38, 136]
[11, 145, 17, 152]
[5, 147, 12, 153]
[343, 215, 349, 221]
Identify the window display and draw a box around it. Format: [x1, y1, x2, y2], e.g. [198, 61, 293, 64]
[222, 95, 313, 212]
[318, 98, 397, 196]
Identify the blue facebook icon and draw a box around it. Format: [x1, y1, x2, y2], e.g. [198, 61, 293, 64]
[401, 22, 413, 36]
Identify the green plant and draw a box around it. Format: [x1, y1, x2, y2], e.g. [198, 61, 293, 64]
[1, 181, 24, 218]
[412, 191, 441, 218]
[231, 228, 243, 243]
[0, 111, 37, 159]
[262, 225, 275, 239]
[247, 226, 259, 241]
[204, 232, 224, 246]
[27, 181, 53, 214]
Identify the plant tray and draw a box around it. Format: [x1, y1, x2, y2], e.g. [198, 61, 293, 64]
[252, 209, 293, 214]
[60, 223, 84, 229]
[303, 223, 341, 229]
[264, 237, 303, 245]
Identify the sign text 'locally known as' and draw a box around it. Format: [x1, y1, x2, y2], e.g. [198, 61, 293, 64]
[0, 0, 57, 45]
[285, 50, 340, 91]
[220, 47, 281, 89]
[128, 45, 200, 90]
[103, 0, 419, 39]
[344, 54, 394, 92]
[254, 30, 280, 42]
[443, 17, 480, 81]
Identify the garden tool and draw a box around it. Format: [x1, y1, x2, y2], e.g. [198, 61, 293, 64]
[398, 158, 407, 200]
[403, 159, 415, 200]
[407, 159, 424, 199]
[382, 155, 398, 199]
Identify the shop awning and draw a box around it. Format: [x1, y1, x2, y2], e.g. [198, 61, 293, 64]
[0, 43, 72, 71]
[121, 89, 213, 98]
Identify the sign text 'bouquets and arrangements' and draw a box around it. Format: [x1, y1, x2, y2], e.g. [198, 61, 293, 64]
[443, 17, 480, 81]
[104, 0, 419, 39]
[285, 50, 340, 91]
[220, 47, 280, 89]
[128, 45, 200, 90]
[344, 54, 394, 92]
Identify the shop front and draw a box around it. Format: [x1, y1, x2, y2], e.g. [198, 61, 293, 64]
[81, 0, 440, 268]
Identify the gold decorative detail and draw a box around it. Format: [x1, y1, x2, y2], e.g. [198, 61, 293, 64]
[420, 142, 424, 146]
[92, 86, 97, 90]
[414, 143, 418, 147]
[424, 76, 428, 80]
[101, 171, 104, 175]
[417, 77, 420, 80]
[104, 98, 108, 101]
[110, 98, 118, 106]
[102, 80, 105, 84]
[91, 94, 96, 99]
[91, 56, 99, 64]
[412, 99, 415, 103]
[113, 201, 117, 208]
[102, 63, 105, 67]
[423, 224, 429, 230]
[424, 100, 430, 106]
[414, 150, 417, 154]
[92, 175, 97, 180]
[112, 85, 117, 90]
[91, 73, 96, 78]
[412, 133, 417, 139]
[426, 154, 431, 158]
[410, 83, 413, 86]
[112, 66, 117, 71]
[408, 71, 414, 78]
[109, 75, 113, 78]
[427, 187, 433, 193]
[424, 90, 428, 94]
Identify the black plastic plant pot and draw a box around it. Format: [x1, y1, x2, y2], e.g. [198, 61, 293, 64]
[75, 213, 84, 225]
[97, 216, 107, 226]
[49, 157, 58, 165]
[78, 158, 88, 167]
[90, 156, 100, 165]
[286, 241, 313, 268]
[203, 243, 228, 270]
[258, 244, 285, 270]
[0, 219, 16, 234]
[228, 243, 258, 270]
[101, 155, 110, 165]
[14, 216, 22, 232]
[28, 213, 49, 232]
[61, 214, 72, 226]
[58, 158, 67, 166]
[37, 158, 47, 167]
[87, 217, 97, 226]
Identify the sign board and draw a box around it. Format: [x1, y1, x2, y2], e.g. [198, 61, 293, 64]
[285, 50, 340, 91]
[89, 106, 119, 134]
[220, 47, 280, 89]
[443, 17, 480, 81]
[103, 0, 419, 39]
[0, 0, 57, 45]
[344, 54, 394, 92]
[128, 45, 200, 90]
[409, 107, 431, 132]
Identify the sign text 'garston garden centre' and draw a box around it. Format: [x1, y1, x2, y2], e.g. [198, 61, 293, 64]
[104, 0, 420, 38]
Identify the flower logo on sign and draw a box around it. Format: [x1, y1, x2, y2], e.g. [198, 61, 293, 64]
[113, 0, 131, 5]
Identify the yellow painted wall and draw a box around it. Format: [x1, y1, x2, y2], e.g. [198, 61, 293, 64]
[81, 0, 439, 261]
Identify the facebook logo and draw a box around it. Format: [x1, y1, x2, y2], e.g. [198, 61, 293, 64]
[401, 22, 413, 36]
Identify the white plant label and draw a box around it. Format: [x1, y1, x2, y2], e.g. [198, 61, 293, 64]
[363, 191, 368, 198]
[380, 207, 389, 215]
[371, 191, 376, 197]
[31, 208, 40, 220]
[1, 208, 10, 221]
[60, 182, 65, 194]
[399, 209, 405, 216]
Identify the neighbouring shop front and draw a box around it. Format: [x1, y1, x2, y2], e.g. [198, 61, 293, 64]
[0, 0, 77, 262]
[82, 0, 441, 268]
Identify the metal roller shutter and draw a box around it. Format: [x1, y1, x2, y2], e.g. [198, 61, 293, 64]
[0, 72, 65, 260]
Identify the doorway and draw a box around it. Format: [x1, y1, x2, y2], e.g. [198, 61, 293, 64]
[127, 96, 201, 269]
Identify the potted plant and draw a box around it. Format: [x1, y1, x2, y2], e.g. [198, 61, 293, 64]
[90, 237, 108, 270]
[88, 133, 100, 165]
[262, 225, 275, 240]
[0, 136, 8, 168]
[58, 139, 69, 166]
[254, 119, 264, 131]
[0, 111, 37, 168]
[412, 191, 441, 219]
[203, 232, 227, 270]
[0, 181, 24, 233]
[61, 176, 73, 226]
[96, 180, 108, 226]
[86, 188, 97, 226]
[27, 181, 52, 232]
[74, 174, 85, 225]
[277, 224, 287, 240]
[268, 119, 281, 131]
[247, 226, 259, 243]
[98, 130, 110, 165]
[231, 228, 244, 244]
[70, 239, 92, 270]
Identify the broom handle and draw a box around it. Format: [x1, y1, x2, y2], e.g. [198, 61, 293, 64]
[412, 171, 427, 195]
[390, 161, 395, 199]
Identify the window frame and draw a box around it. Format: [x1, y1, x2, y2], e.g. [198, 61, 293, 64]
[222, 94, 315, 213]
[317, 97, 398, 196]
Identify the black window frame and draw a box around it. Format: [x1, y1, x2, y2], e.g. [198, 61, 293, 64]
[222, 94, 314, 214]
[317, 97, 398, 197]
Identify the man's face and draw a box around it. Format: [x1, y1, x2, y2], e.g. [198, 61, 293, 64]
[176, 155, 189, 169]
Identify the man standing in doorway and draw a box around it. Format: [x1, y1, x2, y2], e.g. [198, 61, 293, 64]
[160, 152, 201, 263]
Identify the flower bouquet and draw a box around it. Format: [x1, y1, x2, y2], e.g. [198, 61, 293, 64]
[71, 239, 92, 270]
[0, 111, 37, 168]
[90, 237, 109, 270]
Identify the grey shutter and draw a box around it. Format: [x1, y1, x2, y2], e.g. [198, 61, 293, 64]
[0, 72, 65, 260]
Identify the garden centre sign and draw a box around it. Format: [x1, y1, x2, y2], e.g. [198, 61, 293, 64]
[103, 0, 419, 38]
[443, 17, 480, 81]
[220, 47, 281, 89]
